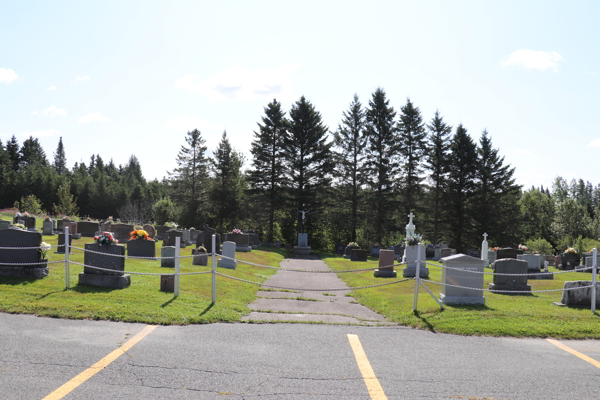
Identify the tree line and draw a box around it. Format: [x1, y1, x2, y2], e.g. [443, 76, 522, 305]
[2, 88, 599, 253]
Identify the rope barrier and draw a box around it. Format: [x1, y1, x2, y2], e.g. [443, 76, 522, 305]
[420, 278, 599, 294]
[423, 261, 595, 276]
[0, 260, 63, 266]
[68, 245, 205, 260]
[68, 261, 212, 276]
[0, 244, 64, 250]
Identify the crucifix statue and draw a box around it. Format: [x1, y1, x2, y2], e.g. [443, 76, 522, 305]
[298, 204, 311, 233]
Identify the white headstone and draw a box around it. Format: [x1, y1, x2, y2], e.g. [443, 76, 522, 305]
[440, 254, 485, 305]
[481, 233, 489, 265]
[218, 241, 237, 269]
[517, 254, 541, 272]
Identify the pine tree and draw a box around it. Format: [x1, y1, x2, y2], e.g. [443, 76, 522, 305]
[6, 135, 20, 172]
[333, 94, 367, 242]
[53, 180, 79, 217]
[168, 129, 209, 227]
[364, 88, 400, 244]
[285, 96, 333, 240]
[247, 99, 288, 241]
[209, 131, 245, 231]
[398, 98, 427, 217]
[472, 130, 521, 246]
[446, 124, 478, 252]
[423, 110, 452, 243]
[53, 137, 67, 175]
[19, 136, 48, 168]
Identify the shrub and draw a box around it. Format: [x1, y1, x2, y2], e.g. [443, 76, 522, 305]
[525, 238, 553, 255]
[20, 194, 43, 215]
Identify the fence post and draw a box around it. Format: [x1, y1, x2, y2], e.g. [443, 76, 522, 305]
[63, 226, 70, 290]
[592, 248, 597, 313]
[212, 234, 216, 304]
[412, 243, 422, 313]
[174, 237, 180, 298]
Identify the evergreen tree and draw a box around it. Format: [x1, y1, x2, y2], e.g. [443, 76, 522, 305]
[285, 96, 333, 241]
[333, 94, 367, 242]
[247, 99, 288, 241]
[446, 124, 478, 252]
[398, 98, 427, 217]
[19, 136, 48, 168]
[53, 180, 79, 216]
[168, 129, 209, 228]
[423, 110, 452, 243]
[472, 130, 521, 246]
[6, 135, 20, 172]
[209, 131, 245, 231]
[53, 137, 67, 175]
[364, 88, 400, 243]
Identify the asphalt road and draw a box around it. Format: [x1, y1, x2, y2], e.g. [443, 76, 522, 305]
[1, 313, 599, 400]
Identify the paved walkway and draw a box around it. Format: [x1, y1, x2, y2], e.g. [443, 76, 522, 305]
[242, 256, 394, 325]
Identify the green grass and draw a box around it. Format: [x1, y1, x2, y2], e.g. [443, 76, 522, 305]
[323, 252, 600, 339]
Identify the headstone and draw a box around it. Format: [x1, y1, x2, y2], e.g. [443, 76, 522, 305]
[106, 223, 134, 243]
[559, 252, 579, 269]
[554, 255, 562, 268]
[143, 225, 156, 239]
[56, 233, 73, 254]
[559, 281, 600, 307]
[160, 274, 175, 292]
[433, 247, 443, 261]
[248, 233, 261, 247]
[496, 248, 524, 259]
[440, 254, 485, 305]
[294, 233, 311, 255]
[370, 246, 382, 258]
[487, 250, 497, 266]
[481, 233, 489, 264]
[127, 239, 156, 259]
[374, 249, 396, 277]
[63, 221, 77, 235]
[0, 220, 11, 230]
[79, 243, 130, 289]
[335, 244, 345, 254]
[189, 229, 199, 244]
[197, 227, 221, 255]
[182, 229, 191, 245]
[488, 259, 531, 293]
[584, 256, 600, 270]
[403, 245, 428, 278]
[393, 244, 405, 261]
[467, 249, 481, 258]
[43, 220, 54, 235]
[425, 246, 435, 259]
[218, 241, 236, 269]
[57, 219, 74, 232]
[0, 229, 48, 279]
[350, 249, 368, 262]
[161, 246, 176, 268]
[517, 254, 541, 271]
[344, 245, 359, 259]
[227, 233, 251, 252]
[155, 225, 170, 241]
[164, 230, 186, 248]
[440, 248, 453, 258]
[77, 221, 100, 237]
[192, 249, 208, 266]
[20, 216, 36, 230]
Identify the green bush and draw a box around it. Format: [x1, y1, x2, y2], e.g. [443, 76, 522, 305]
[19, 194, 43, 215]
[525, 238, 553, 255]
[152, 197, 177, 225]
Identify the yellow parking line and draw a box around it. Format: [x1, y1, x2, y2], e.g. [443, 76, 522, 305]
[347, 334, 388, 400]
[43, 325, 157, 400]
[546, 339, 600, 368]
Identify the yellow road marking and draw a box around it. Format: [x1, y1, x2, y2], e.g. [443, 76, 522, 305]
[546, 339, 600, 368]
[43, 325, 157, 400]
[347, 334, 388, 400]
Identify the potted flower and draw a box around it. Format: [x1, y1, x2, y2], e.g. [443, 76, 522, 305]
[94, 232, 119, 246]
[39, 242, 51, 260]
[129, 229, 149, 241]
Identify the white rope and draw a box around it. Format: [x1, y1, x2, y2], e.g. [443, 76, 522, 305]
[420, 278, 599, 293]
[68, 245, 205, 259]
[0, 244, 64, 250]
[0, 260, 63, 266]
[69, 261, 212, 276]
[424, 261, 594, 276]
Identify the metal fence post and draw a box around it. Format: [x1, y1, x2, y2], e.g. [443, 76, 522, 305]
[63, 226, 70, 290]
[412, 244, 422, 313]
[592, 248, 597, 313]
[174, 237, 180, 298]
[212, 234, 216, 304]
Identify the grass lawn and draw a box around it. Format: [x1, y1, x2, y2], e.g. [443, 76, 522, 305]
[0, 215, 283, 324]
[323, 252, 600, 339]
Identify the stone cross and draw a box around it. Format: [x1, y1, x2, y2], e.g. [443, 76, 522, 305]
[403, 211, 416, 263]
[481, 232, 489, 265]
[298, 204, 311, 233]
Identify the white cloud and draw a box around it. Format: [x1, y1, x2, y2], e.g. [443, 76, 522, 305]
[19, 129, 59, 139]
[73, 75, 90, 83]
[174, 64, 299, 102]
[32, 105, 68, 118]
[0, 68, 20, 84]
[164, 114, 221, 132]
[501, 49, 563, 72]
[77, 112, 111, 124]
[47, 85, 58, 90]
[587, 138, 600, 148]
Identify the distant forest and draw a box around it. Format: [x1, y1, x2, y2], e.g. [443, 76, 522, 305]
[1, 88, 599, 253]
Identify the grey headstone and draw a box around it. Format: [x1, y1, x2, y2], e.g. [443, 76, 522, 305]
[56, 233, 73, 254]
[218, 241, 236, 269]
[440, 253, 485, 305]
[127, 239, 156, 259]
[488, 258, 531, 293]
[155, 225, 170, 240]
[560, 281, 600, 306]
[517, 254, 541, 271]
[192, 249, 208, 266]
[0, 220, 11, 230]
[83, 243, 126, 275]
[161, 246, 176, 268]
[584, 255, 600, 268]
[496, 248, 524, 259]
[164, 230, 186, 248]
[350, 249, 368, 262]
[228, 233, 251, 251]
[77, 221, 100, 237]
[403, 245, 428, 278]
[370, 246, 381, 257]
[0, 229, 44, 267]
[487, 250, 497, 265]
[43, 220, 54, 235]
[143, 224, 156, 239]
[182, 229, 191, 244]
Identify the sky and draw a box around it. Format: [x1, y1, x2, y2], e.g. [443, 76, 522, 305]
[1, 0, 599, 190]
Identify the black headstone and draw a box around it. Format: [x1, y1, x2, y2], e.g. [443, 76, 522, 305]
[0, 229, 42, 266]
[83, 243, 126, 275]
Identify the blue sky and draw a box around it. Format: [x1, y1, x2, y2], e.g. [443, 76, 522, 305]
[1, 0, 598, 189]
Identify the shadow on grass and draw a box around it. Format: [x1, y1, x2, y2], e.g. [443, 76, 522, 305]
[446, 304, 495, 311]
[36, 290, 62, 300]
[199, 302, 214, 315]
[0, 276, 39, 286]
[71, 284, 120, 294]
[161, 297, 176, 308]
[414, 309, 443, 333]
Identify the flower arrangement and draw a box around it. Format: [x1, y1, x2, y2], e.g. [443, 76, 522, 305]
[44, 216, 52, 221]
[15, 212, 21, 217]
[405, 233, 422, 246]
[129, 229, 149, 240]
[105, 216, 114, 224]
[518, 244, 528, 251]
[231, 228, 242, 234]
[347, 242, 359, 248]
[62, 216, 70, 220]
[13, 223, 26, 230]
[491, 247, 501, 251]
[39, 242, 51, 259]
[165, 221, 178, 228]
[95, 231, 118, 245]
[23, 211, 29, 216]
[564, 247, 577, 254]
[196, 245, 207, 253]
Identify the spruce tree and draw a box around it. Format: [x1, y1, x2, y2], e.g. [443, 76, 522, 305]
[333, 94, 367, 242]
[209, 131, 245, 231]
[6, 135, 20, 172]
[247, 99, 288, 241]
[398, 98, 427, 217]
[53, 180, 79, 216]
[446, 124, 478, 252]
[364, 88, 399, 244]
[423, 110, 452, 243]
[285, 96, 333, 241]
[19, 136, 48, 168]
[53, 137, 67, 175]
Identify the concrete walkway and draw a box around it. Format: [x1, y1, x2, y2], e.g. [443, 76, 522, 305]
[242, 256, 394, 325]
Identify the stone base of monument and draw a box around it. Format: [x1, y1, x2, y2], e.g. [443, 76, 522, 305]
[78, 273, 131, 289]
[160, 274, 174, 292]
[293, 246, 311, 255]
[218, 259, 236, 269]
[402, 265, 429, 278]
[374, 269, 397, 278]
[440, 293, 485, 306]
[488, 283, 532, 293]
[0, 266, 48, 279]
[236, 245, 252, 252]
